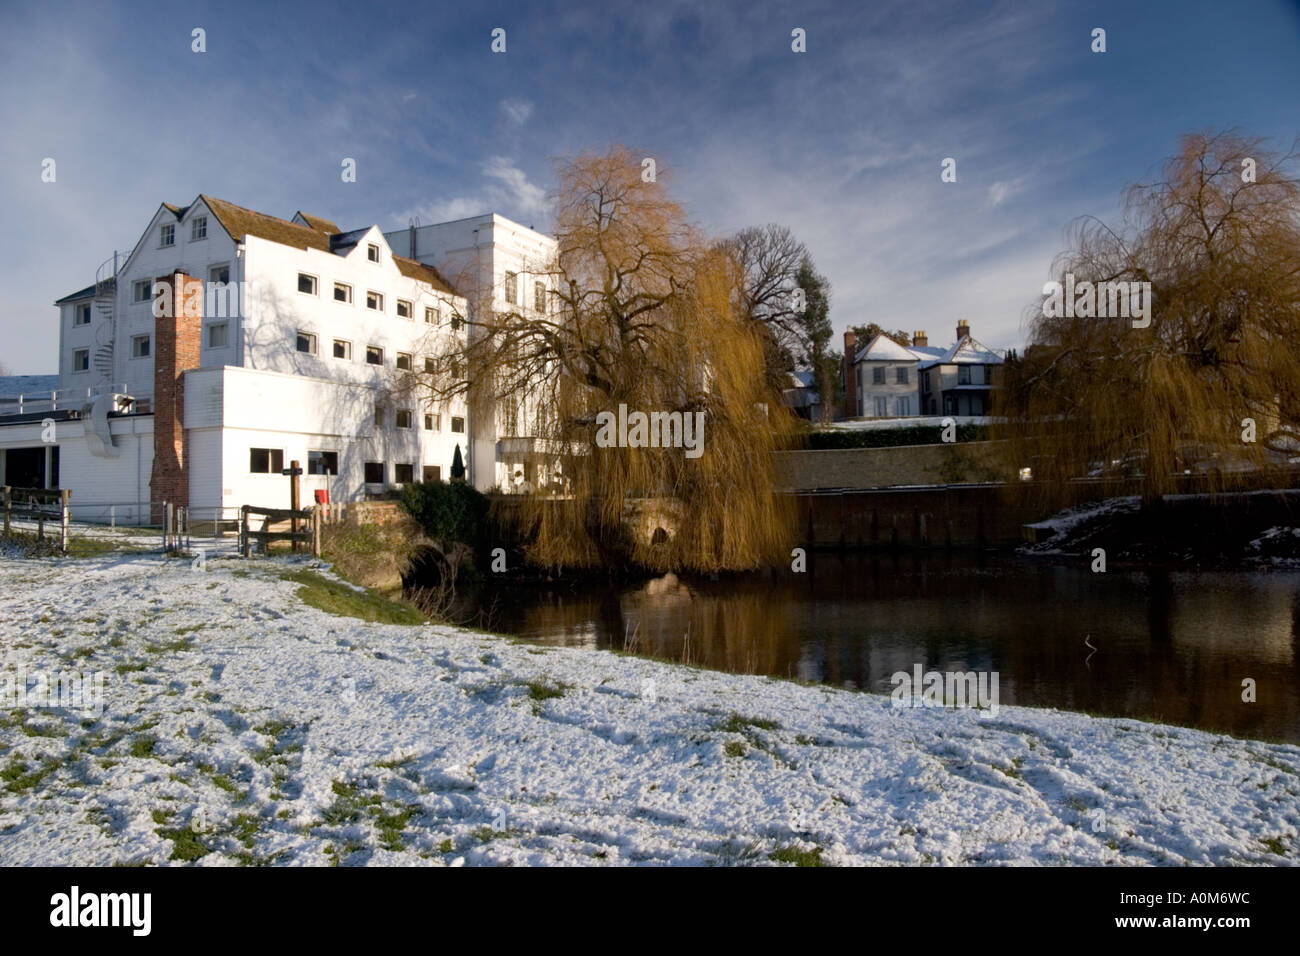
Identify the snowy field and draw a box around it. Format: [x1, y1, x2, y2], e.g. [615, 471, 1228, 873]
[1, 549, 1298, 866]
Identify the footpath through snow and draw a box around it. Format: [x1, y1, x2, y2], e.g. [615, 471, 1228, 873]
[0, 550, 1297, 866]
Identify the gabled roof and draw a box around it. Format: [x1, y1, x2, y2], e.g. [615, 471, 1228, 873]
[393, 254, 456, 295]
[856, 334, 917, 363]
[293, 211, 341, 234]
[201, 195, 334, 253]
[940, 335, 1003, 365]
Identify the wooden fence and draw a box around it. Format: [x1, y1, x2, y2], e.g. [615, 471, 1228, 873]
[239, 505, 322, 558]
[1, 486, 70, 552]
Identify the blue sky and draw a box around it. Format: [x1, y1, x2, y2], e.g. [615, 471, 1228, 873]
[1, 0, 1297, 373]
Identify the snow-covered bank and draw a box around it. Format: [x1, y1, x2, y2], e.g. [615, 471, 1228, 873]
[1, 551, 1297, 866]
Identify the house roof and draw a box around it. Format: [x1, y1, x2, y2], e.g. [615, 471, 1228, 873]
[54, 283, 99, 305]
[392, 254, 456, 295]
[294, 212, 342, 234]
[856, 334, 917, 363]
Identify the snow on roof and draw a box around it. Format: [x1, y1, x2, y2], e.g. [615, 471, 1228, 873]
[857, 334, 917, 362]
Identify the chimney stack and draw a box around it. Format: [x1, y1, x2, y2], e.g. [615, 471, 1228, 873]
[912, 330, 928, 348]
[843, 329, 857, 419]
[956, 319, 970, 342]
[149, 271, 203, 524]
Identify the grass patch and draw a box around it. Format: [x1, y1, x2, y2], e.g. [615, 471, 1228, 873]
[724, 741, 747, 758]
[768, 844, 825, 867]
[283, 569, 425, 626]
[1260, 836, 1288, 855]
[720, 713, 781, 734]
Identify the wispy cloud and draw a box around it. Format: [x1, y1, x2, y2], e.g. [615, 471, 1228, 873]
[500, 97, 534, 126]
[396, 156, 548, 226]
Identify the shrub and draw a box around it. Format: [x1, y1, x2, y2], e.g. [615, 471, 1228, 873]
[399, 481, 490, 549]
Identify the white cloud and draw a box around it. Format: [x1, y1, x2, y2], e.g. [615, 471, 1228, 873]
[500, 97, 533, 126]
[395, 156, 548, 227]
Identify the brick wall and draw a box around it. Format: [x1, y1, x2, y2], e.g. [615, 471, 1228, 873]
[773, 441, 1011, 491]
[149, 272, 202, 522]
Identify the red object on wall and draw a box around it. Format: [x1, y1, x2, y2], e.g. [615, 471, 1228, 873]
[314, 490, 329, 504]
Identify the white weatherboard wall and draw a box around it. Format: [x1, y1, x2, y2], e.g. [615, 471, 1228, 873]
[0, 416, 154, 524]
[189, 366, 470, 512]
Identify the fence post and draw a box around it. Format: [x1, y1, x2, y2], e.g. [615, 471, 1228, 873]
[312, 506, 322, 558]
[240, 505, 249, 558]
[60, 489, 70, 553]
[2, 486, 9, 536]
[109, 504, 115, 528]
[165, 502, 174, 551]
[35, 497, 44, 541]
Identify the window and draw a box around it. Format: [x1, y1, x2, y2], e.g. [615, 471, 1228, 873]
[191, 216, 207, 241]
[298, 273, 318, 295]
[424, 357, 436, 374]
[366, 290, 383, 311]
[451, 416, 465, 433]
[894, 397, 911, 416]
[71, 304, 90, 326]
[395, 463, 414, 484]
[374, 405, 383, 426]
[207, 323, 229, 348]
[396, 410, 412, 429]
[396, 352, 412, 370]
[134, 280, 152, 303]
[874, 396, 888, 417]
[424, 413, 439, 431]
[296, 331, 317, 355]
[535, 281, 546, 314]
[131, 335, 151, 358]
[958, 365, 971, 385]
[333, 339, 351, 360]
[367, 243, 380, 263]
[334, 282, 352, 304]
[365, 345, 383, 366]
[872, 366, 885, 385]
[450, 359, 462, 378]
[249, 448, 284, 474]
[160, 224, 174, 247]
[396, 299, 412, 319]
[308, 450, 338, 476]
[424, 306, 438, 324]
[72, 349, 89, 372]
[364, 461, 384, 484]
[423, 465, 441, 482]
[504, 271, 518, 305]
[895, 367, 909, 384]
[209, 264, 230, 284]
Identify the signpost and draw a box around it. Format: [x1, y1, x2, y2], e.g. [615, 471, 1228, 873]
[282, 460, 304, 552]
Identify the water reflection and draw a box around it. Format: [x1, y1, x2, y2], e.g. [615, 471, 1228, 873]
[472, 554, 1300, 742]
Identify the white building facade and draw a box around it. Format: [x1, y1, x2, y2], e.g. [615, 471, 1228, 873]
[0, 196, 546, 524]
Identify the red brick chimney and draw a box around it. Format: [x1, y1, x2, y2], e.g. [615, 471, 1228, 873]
[956, 319, 970, 342]
[843, 329, 857, 418]
[912, 330, 928, 348]
[149, 272, 202, 523]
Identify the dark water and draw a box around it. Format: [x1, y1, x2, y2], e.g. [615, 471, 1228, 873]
[470, 553, 1300, 742]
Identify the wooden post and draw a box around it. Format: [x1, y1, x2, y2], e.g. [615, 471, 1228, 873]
[2, 486, 9, 536]
[60, 489, 70, 553]
[282, 461, 304, 553]
[312, 506, 322, 558]
[165, 502, 174, 551]
[109, 504, 116, 528]
[35, 496, 44, 540]
[240, 505, 249, 558]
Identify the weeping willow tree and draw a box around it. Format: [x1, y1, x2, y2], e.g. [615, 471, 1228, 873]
[997, 131, 1300, 505]
[417, 146, 797, 572]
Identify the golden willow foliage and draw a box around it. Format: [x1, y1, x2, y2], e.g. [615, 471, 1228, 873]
[996, 131, 1300, 503]
[418, 146, 796, 572]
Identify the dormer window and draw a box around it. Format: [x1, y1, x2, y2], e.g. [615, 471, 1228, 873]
[160, 224, 175, 247]
[367, 243, 380, 263]
[191, 216, 207, 241]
